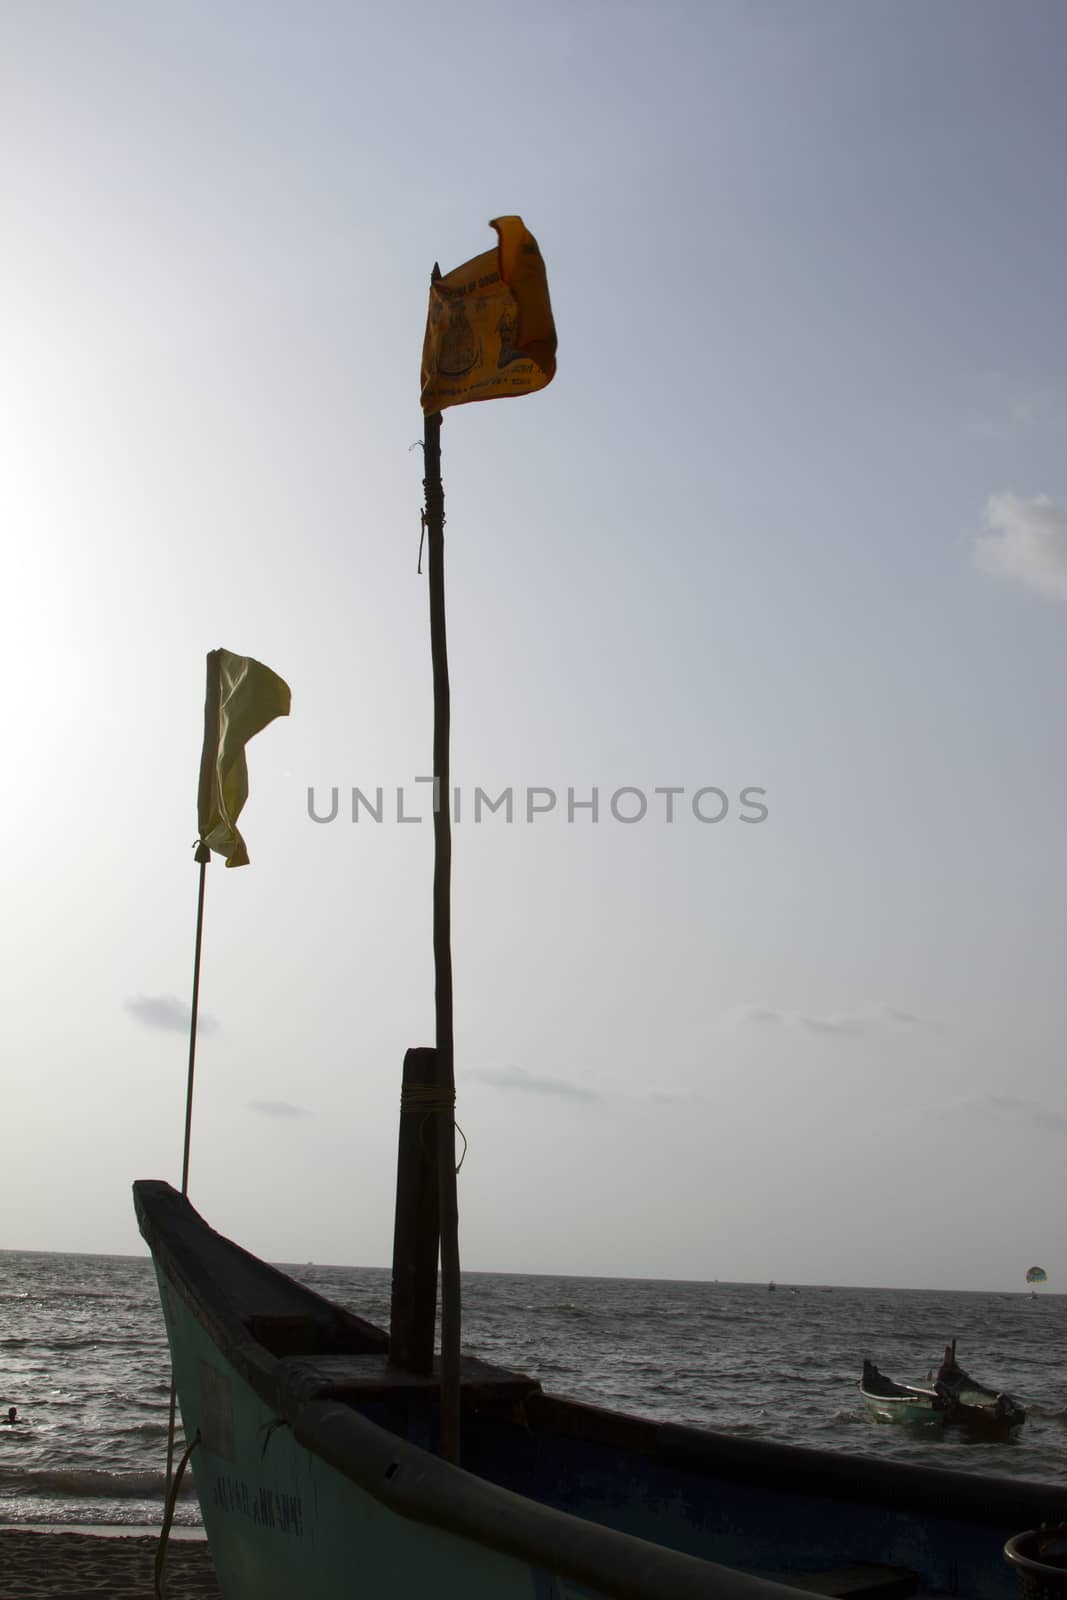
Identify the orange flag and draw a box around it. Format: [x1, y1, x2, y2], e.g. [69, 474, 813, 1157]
[421, 216, 556, 414]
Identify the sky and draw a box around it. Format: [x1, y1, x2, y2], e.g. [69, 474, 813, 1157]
[4, 1, 1067, 1292]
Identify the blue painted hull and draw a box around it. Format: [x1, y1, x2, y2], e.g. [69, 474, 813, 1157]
[136, 1182, 1058, 1600]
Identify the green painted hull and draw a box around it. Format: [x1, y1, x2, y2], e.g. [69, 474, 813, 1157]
[158, 1266, 615, 1599]
[160, 1280, 543, 1593]
[859, 1390, 944, 1427]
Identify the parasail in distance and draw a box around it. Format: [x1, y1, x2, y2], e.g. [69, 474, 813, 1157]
[1025, 1266, 1048, 1284]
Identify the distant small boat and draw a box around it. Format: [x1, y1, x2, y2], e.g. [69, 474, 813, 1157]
[768, 1280, 776, 1291]
[859, 1360, 947, 1426]
[934, 1341, 1026, 1435]
[860, 1345, 1026, 1436]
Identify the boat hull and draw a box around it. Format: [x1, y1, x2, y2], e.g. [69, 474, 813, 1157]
[951, 1393, 1026, 1438]
[859, 1391, 944, 1427]
[137, 1182, 1064, 1600]
[157, 1279, 580, 1599]
[935, 1346, 1027, 1437]
[858, 1363, 946, 1428]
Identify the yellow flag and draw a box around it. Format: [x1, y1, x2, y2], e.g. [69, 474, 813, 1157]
[421, 216, 557, 414]
[196, 649, 291, 868]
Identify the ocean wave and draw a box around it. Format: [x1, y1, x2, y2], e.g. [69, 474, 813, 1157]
[0, 1506, 203, 1529]
[46, 1290, 119, 1301]
[0, 1290, 118, 1305]
[0, 1467, 197, 1500]
[39, 1335, 155, 1350]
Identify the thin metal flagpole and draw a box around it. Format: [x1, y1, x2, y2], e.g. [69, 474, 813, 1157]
[165, 845, 211, 1498]
[180, 851, 210, 1197]
[165, 657, 220, 1502]
[179, 648, 222, 1197]
[422, 363, 462, 1463]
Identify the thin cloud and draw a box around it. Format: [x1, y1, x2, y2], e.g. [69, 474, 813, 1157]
[125, 995, 217, 1035]
[248, 1100, 311, 1119]
[967, 386, 1061, 443]
[720, 1005, 936, 1036]
[975, 492, 1067, 600]
[878, 1005, 919, 1025]
[645, 1089, 709, 1105]
[797, 1014, 865, 1036]
[465, 1066, 600, 1103]
[985, 1094, 1067, 1133]
[721, 1006, 785, 1027]
[798, 1007, 941, 1035]
[936, 1093, 1067, 1135]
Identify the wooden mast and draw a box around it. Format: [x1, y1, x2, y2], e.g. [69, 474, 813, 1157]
[423, 357, 462, 1462]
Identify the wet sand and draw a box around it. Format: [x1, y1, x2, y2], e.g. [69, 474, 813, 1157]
[0, 1529, 220, 1598]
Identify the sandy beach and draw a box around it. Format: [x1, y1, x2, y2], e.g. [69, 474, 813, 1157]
[0, 1529, 220, 1599]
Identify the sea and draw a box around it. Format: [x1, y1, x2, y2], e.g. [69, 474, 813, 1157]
[1, 1249, 1064, 1529]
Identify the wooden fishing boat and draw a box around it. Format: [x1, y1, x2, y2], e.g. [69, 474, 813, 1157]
[935, 1342, 1026, 1436]
[859, 1347, 1026, 1438]
[137, 1180, 1065, 1600]
[138, 225, 1055, 1600]
[858, 1360, 947, 1426]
